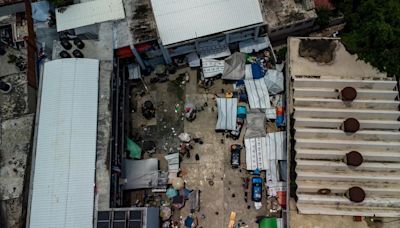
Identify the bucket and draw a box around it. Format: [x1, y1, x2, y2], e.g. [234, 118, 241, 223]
[277, 191, 286, 207]
[259, 217, 277, 228]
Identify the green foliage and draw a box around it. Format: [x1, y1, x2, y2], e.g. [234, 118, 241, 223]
[316, 8, 333, 28]
[335, 0, 400, 77]
[276, 47, 288, 62]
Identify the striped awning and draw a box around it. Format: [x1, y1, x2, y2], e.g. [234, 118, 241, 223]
[245, 78, 271, 109]
[216, 98, 238, 131]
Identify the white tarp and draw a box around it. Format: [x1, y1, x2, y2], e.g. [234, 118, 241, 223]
[187, 52, 200, 67]
[216, 98, 238, 131]
[239, 37, 271, 53]
[266, 131, 287, 160]
[222, 52, 245, 80]
[55, 0, 125, 32]
[245, 131, 286, 170]
[265, 69, 284, 95]
[245, 78, 271, 109]
[245, 112, 266, 138]
[245, 137, 268, 170]
[202, 58, 225, 78]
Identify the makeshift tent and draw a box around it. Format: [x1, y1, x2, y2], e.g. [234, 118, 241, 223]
[245, 112, 266, 138]
[265, 69, 284, 95]
[126, 137, 141, 159]
[222, 52, 245, 80]
[245, 78, 271, 109]
[216, 98, 238, 131]
[245, 137, 268, 170]
[245, 132, 286, 171]
[187, 52, 200, 67]
[202, 58, 224, 78]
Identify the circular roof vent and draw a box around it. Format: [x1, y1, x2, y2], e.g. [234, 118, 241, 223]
[343, 118, 360, 133]
[345, 151, 363, 167]
[341, 87, 357, 101]
[346, 186, 366, 203]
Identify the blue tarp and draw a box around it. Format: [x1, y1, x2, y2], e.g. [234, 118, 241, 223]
[251, 63, 264, 79]
[32, 1, 50, 22]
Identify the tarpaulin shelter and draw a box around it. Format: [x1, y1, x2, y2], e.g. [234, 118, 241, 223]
[245, 112, 266, 138]
[244, 78, 271, 109]
[222, 52, 245, 80]
[202, 58, 224, 78]
[239, 37, 271, 53]
[265, 69, 284, 95]
[245, 132, 286, 171]
[126, 137, 141, 159]
[216, 98, 238, 131]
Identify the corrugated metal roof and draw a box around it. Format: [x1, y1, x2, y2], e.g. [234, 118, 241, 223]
[151, 0, 263, 45]
[29, 59, 99, 228]
[291, 73, 400, 216]
[55, 0, 125, 32]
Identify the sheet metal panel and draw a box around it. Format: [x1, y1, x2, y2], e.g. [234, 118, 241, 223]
[29, 59, 99, 228]
[55, 0, 125, 32]
[216, 98, 238, 131]
[151, 0, 263, 45]
[245, 78, 271, 109]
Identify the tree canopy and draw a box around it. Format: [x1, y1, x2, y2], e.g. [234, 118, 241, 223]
[334, 0, 400, 77]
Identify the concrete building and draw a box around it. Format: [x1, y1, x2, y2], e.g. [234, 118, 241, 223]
[122, 0, 266, 69]
[259, 0, 317, 41]
[287, 37, 400, 219]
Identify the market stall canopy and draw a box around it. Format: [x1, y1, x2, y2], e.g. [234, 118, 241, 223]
[245, 78, 271, 109]
[216, 98, 238, 131]
[222, 52, 245, 80]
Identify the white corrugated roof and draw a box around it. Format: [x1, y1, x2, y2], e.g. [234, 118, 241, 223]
[55, 0, 125, 32]
[29, 59, 99, 228]
[151, 0, 263, 45]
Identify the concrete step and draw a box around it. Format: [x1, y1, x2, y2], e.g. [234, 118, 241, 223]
[295, 148, 400, 162]
[296, 170, 400, 183]
[295, 128, 400, 141]
[297, 193, 400, 208]
[293, 78, 397, 90]
[296, 180, 400, 196]
[294, 107, 400, 121]
[294, 97, 400, 110]
[296, 201, 400, 217]
[294, 118, 400, 130]
[296, 159, 400, 172]
[295, 138, 400, 151]
[293, 88, 399, 100]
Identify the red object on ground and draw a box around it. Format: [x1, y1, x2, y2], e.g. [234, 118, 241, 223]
[116, 46, 133, 58]
[314, 0, 335, 10]
[277, 191, 286, 207]
[135, 43, 152, 52]
[353, 216, 362, 222]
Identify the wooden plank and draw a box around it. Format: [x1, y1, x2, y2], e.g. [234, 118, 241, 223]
[293, 88, 399, 100]
[295, 128, 400, 141]
[294, 97, 400, 110]
[294, 107, 400, 120]
[293, 78, 397, 90]
[294, 118, 400, 130]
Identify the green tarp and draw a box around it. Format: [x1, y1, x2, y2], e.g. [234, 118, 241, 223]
[126, 137, 141, 159]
